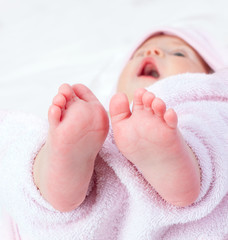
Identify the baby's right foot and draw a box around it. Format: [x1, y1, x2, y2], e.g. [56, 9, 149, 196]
[33, 84, 109, 212]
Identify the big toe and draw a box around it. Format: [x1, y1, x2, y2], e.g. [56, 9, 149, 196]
[109, 93, 131, 124]
[58, 83, 75, 101]
[72, 84, 99, 102]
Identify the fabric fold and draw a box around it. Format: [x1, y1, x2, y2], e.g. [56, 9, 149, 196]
[0, 70, 228, 239]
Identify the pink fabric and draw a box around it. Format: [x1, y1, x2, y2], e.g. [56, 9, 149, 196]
[0, 213, 21, 240]
[0, 69, 228, 239]
[127, 26, 228, 72]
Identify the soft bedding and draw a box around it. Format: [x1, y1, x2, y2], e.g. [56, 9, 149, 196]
[1, 70, 228, 239]
[1, 0, 228, 234]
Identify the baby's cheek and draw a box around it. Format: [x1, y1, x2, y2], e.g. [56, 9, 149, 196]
[171, 60, 194, 74]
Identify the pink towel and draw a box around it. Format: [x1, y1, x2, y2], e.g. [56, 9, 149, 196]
[0, 69, 228, 239]
[127, 26, 228, 72]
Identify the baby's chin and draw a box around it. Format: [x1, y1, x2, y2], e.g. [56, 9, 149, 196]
[123, 80, 157, 103]
[133, 76, 160, 89]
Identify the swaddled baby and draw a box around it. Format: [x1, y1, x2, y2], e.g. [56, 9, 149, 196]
[1, 26, 228, 239]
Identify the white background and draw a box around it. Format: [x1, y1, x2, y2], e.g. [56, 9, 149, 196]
[0, 0, 228, 117]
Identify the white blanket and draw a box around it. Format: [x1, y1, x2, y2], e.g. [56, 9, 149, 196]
[0, 70, 228, 239]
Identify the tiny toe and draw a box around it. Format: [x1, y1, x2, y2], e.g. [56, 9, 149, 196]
[48, 105, 62, 128]
[110, 93, 131, 123]
[58, 83, 74, 101]
[133, 88, 147, 111]
[52, 94, 67, 109]
[152, 98, 166, 117]
[72, 84, 98, 102]
[142, 91, 155, 110]
[164, 108, 178, 128]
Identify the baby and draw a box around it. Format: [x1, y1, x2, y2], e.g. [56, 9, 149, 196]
[34, 33, 210, 211]
[1, 26, 228, 239]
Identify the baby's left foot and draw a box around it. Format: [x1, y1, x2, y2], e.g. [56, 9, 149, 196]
[110, 89, 200, 206]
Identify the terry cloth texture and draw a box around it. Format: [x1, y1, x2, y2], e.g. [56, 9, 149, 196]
[0, 69, 228, 239]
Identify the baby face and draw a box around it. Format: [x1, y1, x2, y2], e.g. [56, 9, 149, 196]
[117, 34, 210, 102]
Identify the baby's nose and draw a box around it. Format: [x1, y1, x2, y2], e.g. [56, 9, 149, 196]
[146, 48, 163, 57]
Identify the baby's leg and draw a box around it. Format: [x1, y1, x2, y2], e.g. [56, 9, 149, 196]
[33, 84, 109, 212]
[110, 89, 200, 207]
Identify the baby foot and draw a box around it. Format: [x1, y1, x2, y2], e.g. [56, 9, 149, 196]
[34, 84, 109, 212]
[110, 89, 200, 206]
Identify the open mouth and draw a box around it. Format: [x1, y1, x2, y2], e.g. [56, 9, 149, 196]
[137, 58, 160, 79]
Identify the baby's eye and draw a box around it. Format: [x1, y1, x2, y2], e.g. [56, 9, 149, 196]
[173, 52, 185, 57]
